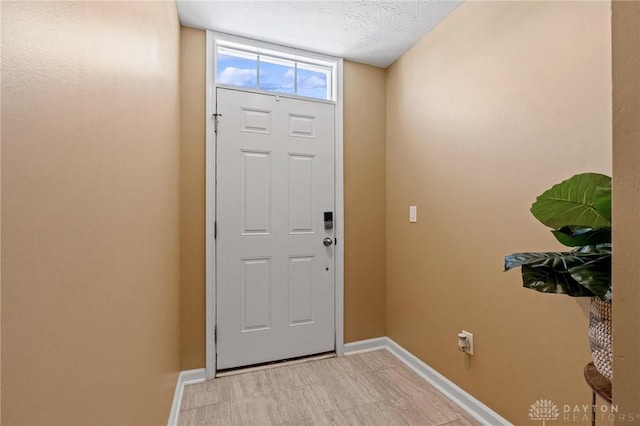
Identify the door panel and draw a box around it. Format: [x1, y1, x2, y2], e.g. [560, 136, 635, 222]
[216, 88, 335, 370]
[240, 257, 271, 332]
[288, 255, 315, 326]
[288, 154, 315, 234]
[240, 150, 271, 235]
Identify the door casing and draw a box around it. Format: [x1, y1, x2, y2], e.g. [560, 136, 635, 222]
[204, 30, 344, 379]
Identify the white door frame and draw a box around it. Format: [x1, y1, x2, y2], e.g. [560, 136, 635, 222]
[205, 30, 344, 379]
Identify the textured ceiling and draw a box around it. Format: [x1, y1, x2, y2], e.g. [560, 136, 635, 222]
[176, 1, 461, 68]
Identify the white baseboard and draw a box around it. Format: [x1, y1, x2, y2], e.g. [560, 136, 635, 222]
[345, 337, 512, 426]
[343, 337, 388, 354]
[167, 368, 206, 426]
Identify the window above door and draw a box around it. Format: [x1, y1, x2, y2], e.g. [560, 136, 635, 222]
[215, 39, 336, 101]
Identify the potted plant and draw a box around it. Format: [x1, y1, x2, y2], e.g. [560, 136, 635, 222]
[505, 172, 612, 382]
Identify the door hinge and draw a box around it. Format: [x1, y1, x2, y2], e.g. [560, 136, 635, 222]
[214, 326, 217, 343]
[213, 113, 223, 133]
[214, 221, 217, 239]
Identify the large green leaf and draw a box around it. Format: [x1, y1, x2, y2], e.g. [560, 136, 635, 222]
[505, 250, 611, 298]
[593, 185, 612, 223]
[572, 243, 611, 255]
[569, 255, 611, 301]
[551, 226, 611, 247]
[521, 265, 596, 297]
[530, 173, 612, 229]
[505, 251, 598, 271]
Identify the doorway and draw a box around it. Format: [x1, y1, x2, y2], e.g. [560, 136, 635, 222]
[206, 32, 344, 378]
[215, 87, 336, 370]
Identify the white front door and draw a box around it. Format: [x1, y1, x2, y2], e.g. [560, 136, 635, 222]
[215, 87, 336, 370]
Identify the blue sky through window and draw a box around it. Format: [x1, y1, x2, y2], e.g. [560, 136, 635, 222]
[217, 53, 257, 88]
[259, 58, 295, 94]
[217, 48, 330, 100]
[297, 66, 328, 99]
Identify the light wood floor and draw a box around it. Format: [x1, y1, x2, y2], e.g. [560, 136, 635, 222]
[178, 350, 481, 426]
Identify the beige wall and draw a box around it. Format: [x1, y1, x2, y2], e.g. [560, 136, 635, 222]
[612, 1, 640, 419]
[1, 2, 181, 425]
[386, 2, 611, 424]
[180, 27, 207, 371]
[343, 61, 387, 342]
[178, 33, 388, 364]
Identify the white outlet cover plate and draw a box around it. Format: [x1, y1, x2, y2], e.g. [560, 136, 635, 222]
[461, 330, 473, 355]
[409, 205, 417, 223]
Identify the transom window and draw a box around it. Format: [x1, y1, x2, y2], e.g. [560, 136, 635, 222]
[215, 41, 334, 101]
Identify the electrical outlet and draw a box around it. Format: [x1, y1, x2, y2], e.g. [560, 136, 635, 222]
[459, 330, 474, 355]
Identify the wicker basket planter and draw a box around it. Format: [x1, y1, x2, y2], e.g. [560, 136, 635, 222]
[589, 298, 612, 382]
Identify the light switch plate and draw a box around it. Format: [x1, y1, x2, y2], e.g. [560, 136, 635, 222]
[409, 205, 417, 223]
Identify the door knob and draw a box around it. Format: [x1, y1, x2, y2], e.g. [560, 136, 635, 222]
[323, 237, 333, 247]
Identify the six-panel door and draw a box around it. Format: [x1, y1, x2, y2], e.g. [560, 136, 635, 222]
[216, 88, 335, 370]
